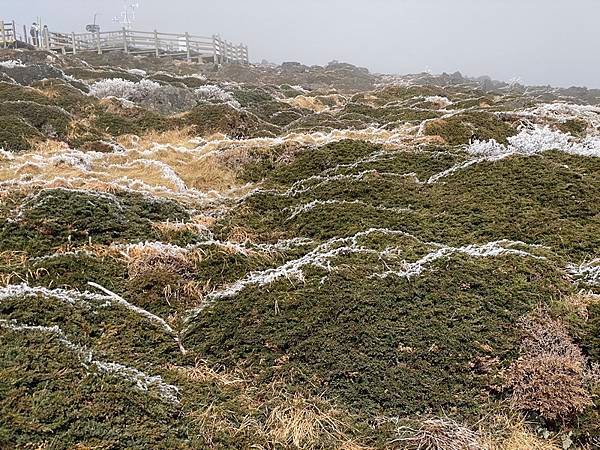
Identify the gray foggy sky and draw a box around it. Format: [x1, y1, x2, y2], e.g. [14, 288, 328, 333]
[4, 0, 600, 88]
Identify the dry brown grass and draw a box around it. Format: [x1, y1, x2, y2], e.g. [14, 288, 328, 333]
[562, 291, 600, 321]
[0, 267, 49, 286]
[481, 414, 560, 450]
[117, 127, 195, 150]
[52, 242, 118, 259]
[152, 215, 213, 240]
[31, 139, 70, 154]
[506, 355, 592, 421]
[282, 94, 347, 113]
[0, 135, 242, 201]
[226, 226, 258, 244]
[0, 250, 28, 266]
[504, 311, 595, 422]
[392, 417, 485, 450]
[188, 403, 260, 447]
[265, 392, 351, 448]
[119, 243, 201, 280]
[171, 361, 247, 387]
[0, 249, 43, 286]
[176, 362, 362, 449]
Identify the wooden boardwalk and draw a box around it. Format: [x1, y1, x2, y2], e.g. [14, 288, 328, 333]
[0, 20, 249, 64]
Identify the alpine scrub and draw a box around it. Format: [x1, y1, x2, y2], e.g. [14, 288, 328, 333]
[0, 49, 599, 449]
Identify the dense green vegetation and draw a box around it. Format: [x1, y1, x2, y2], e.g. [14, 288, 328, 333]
[0, 49, 599, 448]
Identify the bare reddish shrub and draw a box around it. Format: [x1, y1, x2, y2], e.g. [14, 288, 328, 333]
[505, 312, 594, 421]
[506, 354, 591, 421]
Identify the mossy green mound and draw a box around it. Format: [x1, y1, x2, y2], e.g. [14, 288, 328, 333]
[424, 111, 517, 145]
[0, 101, 71, 139]
[0, 116, 42, 152]
[0, 189, 189, 256]
[185, 255, 570, 418]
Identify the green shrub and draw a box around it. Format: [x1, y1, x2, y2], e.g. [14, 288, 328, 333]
[0, 115, 41, 152]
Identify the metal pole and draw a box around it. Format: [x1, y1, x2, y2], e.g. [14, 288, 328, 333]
[23, 25, 28, 45]
[71, 32, 76, 55]
[12, 21, 16, 48]
[1, 21, 5, 49]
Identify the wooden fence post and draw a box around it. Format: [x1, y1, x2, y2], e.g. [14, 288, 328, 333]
[218, 36, 223, 64]
[154, 30, 159, 57]
[122, 27, 128, 53]
[23, 25, 28, 45]
[71, 32, 76, 55]
[43, 27, 50, 50]
[185, 32, 191, 62]
[212, 35, 218, 65]
[1, 21, 6, 49]
[96, 30, 102, 54]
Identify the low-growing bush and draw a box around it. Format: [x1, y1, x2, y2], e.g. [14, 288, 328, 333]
[0, 115, 42, 151]
[0, 101, 71, 139]
[424, 112, 516, 145]
[89, 78, 197, 114]
[505, 313, 596, 422]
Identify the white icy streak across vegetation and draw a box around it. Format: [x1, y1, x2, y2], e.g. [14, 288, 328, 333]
[117, 234, 314, 259]
[1, 282, 184, 355]
[189, 229, 542, 314]
[285, 199, 410, 221]
[522, 103, 600, 129]
[467, 126, 600, 158]
[428, 126, 600, 184]
[423, 96, 453, 107]
[0, 283, 107, 306]
[0, 318, 179, 403]
[568, 259, 600, 286]
[371, 240, 542, 280]
[0, 59, 25, 68]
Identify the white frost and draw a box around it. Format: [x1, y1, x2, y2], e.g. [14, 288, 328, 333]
[0, 319, 180, 403]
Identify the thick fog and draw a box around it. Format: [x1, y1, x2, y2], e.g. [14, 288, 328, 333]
[5, 0, 600, 88]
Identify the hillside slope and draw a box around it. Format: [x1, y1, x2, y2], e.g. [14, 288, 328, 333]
[0, 50, 599, 449]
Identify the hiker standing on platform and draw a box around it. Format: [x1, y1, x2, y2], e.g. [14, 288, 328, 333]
[30, 23, 40, 47]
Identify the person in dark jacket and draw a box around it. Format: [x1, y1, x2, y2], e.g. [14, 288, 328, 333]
[30, 22, 39, 47]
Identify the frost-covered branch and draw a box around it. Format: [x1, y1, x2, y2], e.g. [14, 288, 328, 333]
[371, 240, 544, 280]
[88, 282, 187, 355]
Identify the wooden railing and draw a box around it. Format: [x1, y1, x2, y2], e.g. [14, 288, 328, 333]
[0, 20, 17, 47]
[37, 27, 248, 64]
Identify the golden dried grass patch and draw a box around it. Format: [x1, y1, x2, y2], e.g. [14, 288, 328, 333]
[265, 392, 352, 449]
[117, 127, 196, 150]
[562, 291, 600, 320]
[282, 94, 347, 113]
[481, 414, 560, 450]
[152, 215, 214, 239]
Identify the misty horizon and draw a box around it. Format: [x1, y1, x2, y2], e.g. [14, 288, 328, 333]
[4, 0, 600, 89]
